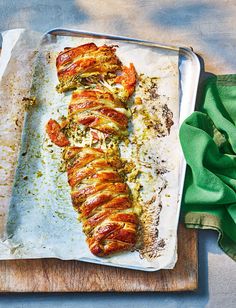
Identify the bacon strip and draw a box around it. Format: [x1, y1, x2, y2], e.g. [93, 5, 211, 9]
[68, 89, 129, 136]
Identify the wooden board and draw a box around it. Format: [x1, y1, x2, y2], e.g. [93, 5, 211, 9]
[0, 224, 198, 292]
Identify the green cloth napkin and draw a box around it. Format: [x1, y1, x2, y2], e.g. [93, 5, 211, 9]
[180, 75, 236, 261]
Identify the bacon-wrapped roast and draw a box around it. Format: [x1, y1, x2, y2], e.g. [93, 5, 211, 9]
[46, 42, 139, 257]
[62, 146, 138, 256]
[56, 42, 137, 101]
[56, 43, 121, 93]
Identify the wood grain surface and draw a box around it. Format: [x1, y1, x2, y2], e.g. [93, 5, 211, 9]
[0, 224, 197, 292]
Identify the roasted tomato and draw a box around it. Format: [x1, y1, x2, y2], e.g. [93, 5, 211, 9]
[115, 63, 137, 98]
[46, 119, 70, 147]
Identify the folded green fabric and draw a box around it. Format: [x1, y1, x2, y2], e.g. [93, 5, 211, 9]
[180, 75, 236, 261]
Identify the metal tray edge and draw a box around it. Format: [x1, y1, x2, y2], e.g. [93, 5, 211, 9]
[44, 27, 182, 51]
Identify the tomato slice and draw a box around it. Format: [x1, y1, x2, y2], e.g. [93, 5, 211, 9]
[46, 119, 70, 147]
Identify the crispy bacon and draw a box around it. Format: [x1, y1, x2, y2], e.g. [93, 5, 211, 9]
[68, 89, 129, 136]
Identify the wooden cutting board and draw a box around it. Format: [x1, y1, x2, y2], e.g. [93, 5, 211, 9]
[0, 224, 197, 292]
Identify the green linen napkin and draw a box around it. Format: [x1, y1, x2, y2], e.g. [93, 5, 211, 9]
[180, 75, 236, 261]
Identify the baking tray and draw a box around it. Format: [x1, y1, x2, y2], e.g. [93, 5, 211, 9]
[4, 28, 200, 272]
[45, 27, 200, 234]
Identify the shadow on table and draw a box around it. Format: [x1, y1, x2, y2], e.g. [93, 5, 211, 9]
[194, 53, 216, 111]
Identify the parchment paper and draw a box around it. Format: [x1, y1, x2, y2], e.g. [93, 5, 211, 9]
[0, 29, 180, 271]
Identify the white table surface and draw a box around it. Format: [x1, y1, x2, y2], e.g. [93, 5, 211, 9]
[0, 0, 236, 307]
